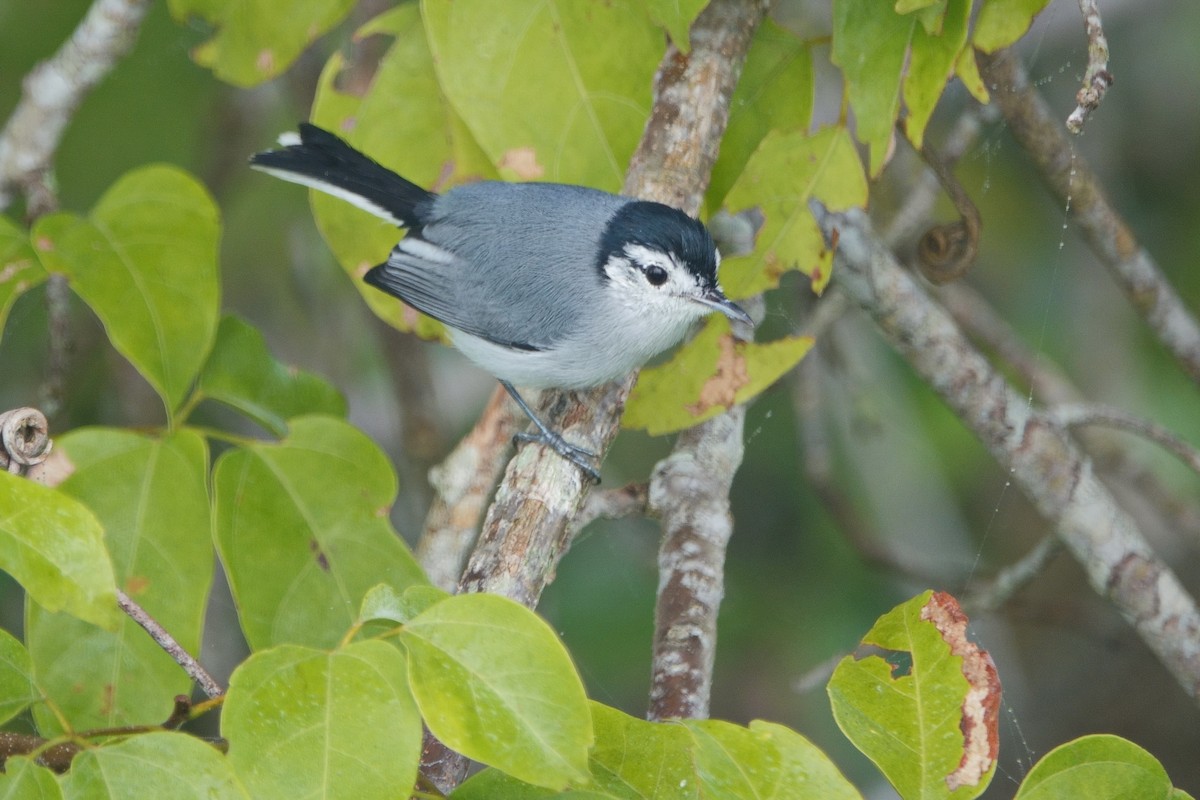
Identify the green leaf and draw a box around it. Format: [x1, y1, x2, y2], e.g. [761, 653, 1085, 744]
[973, 0, 1053, 53]
[358, 583, 449, 626]
[0, 757, 62, 800]
[708, 20, 813, 209]
[423, 0, 662, 190]
[827, 591, 998, 800]
[746, 720, 863, 800]
[0, 472, 118, 631]
[624, 315, 813, 436]
[903, 0, 970, 149]
[195, 315, 346, 435]
[0, 629, 37, 726]
[587, 703, 697, 798]
[1014, 734, 1179, 800]
[719, 126, 868, 297]
[33, 166, 220, 420]
[27, 428, 211, 734]
[212, 416, 427, 650]
[643, 0, 707, 52]
[223, 642, 421, 799]
[167, 0, 355, 87]
[401, 593, 592, 788]
[59, 732, 247, 799]
[831, 0, 915, 175]
[308, 3, 492, 341]
[0, 216, 46, 345]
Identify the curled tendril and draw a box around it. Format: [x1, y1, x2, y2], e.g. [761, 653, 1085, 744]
[0, 407, 52, 475]
[916, 143, 981, 285]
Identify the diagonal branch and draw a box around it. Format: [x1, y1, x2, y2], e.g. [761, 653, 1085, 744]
[813, 203, 1200, 702]
[977, 49, 1200, 387]
[0, 0, 152, 208]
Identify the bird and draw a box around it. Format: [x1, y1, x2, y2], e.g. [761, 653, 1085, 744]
[250, 123, 751, 481]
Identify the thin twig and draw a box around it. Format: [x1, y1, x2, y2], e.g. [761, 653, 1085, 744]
[1049, 403, 1200, 476]
[977, 49, 1200, 387]
[0, 0, 152, 207]
[570, 483, 649, 535]
[1065, 0, 1113, 134]
[813, 203, 1200, 702]
[964, 536, 1064, 614]
[117, 590, 224, 699]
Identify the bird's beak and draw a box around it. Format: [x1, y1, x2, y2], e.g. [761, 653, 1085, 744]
[694, 289, 753, 326]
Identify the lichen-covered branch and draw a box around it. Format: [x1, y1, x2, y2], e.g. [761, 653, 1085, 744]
[647, 409, 745, 721]
[1065, 0, 1112, 134]
[977, 49, 1200, 387]
[0, 0, 152, 207]
[814, 204, 1200, 701]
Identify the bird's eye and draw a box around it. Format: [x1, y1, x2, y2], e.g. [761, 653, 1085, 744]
[644, 265, 668, 286]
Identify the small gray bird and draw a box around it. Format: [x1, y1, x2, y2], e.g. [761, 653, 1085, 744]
[251, 124, 750, 480]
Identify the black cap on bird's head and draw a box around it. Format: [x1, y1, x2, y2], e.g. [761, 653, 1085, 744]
[596, 201, 719, 286]
[596, 200, 751, 326]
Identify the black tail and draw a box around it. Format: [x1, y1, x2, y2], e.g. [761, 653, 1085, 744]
[249, 123, 434, 228]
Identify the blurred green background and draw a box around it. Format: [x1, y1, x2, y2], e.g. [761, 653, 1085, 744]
[2, 0, 1199, 795]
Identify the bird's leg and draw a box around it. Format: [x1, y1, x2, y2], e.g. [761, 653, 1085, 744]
[499, 380, 601, 483]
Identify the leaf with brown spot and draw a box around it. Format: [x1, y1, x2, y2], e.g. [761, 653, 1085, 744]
[168, 0, 356, 87]
[499, 147, 546, 180]
[828, 590, 1000, 800]
[625, 316, 813, 435]
[921, 592, 1002, 791]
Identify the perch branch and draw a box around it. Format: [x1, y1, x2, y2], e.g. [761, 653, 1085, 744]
[977, 49, 1200, 387]
[0, 0, 152, 207]
[1065, 0, 1113, 134]
[117, 590, 224, 699]
[813, 204, 1200, 701]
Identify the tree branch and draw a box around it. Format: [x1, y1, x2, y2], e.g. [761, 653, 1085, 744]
[976, 49, 1200, 386]
[0, 0, 152, 207]
[117, 590, 224, 699]
[813, 203, 1200, 701]
[0, 408, 52, 476]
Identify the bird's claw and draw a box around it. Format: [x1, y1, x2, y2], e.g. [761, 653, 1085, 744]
[513, 431, 601, 483]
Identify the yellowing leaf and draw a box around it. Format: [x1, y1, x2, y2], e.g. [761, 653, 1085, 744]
[903, 0, 970, 149]
[624, 316, 814, 435]
[422, 0, 662, 191]
[956, 46, 989, 103]
[719, 126, 867, 299]
[974, 0, 1053, 53]
[708, 20, 814, 208]
[168, 0, 355, 87]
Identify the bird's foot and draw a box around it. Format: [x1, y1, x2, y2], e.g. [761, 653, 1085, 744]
[513, 430, 601, 483]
